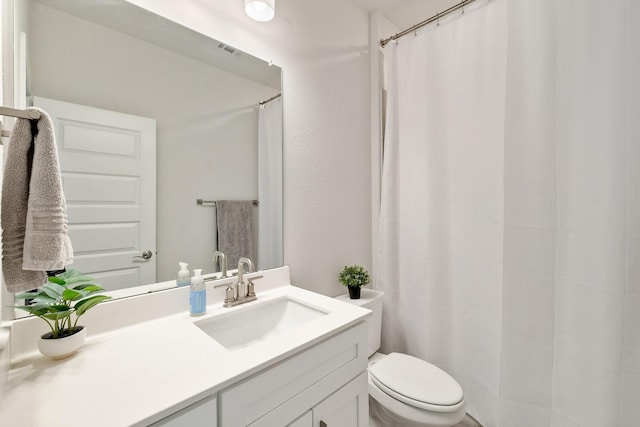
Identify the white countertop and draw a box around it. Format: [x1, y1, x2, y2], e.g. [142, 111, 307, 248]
[0, 282, 370, 427]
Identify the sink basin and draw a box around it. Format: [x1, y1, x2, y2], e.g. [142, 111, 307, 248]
[195, 297, 329, 350]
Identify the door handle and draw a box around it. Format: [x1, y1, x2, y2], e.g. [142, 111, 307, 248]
[320, 422, 327, 427]
[133, 250, 153, 260]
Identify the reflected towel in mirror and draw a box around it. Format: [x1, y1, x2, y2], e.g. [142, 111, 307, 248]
[215, 200, 256, 269]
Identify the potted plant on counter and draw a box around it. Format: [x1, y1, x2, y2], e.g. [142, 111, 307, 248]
[14, 269, 111, 359]
[338, 265, 371, 300]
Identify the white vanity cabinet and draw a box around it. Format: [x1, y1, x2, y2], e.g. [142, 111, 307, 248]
[151, 395, 217, 427]
[0, 274, 372, 427]
[311, 372, 368, 427]
[219, 323, 368, 427]
[280, 373, 368, 427]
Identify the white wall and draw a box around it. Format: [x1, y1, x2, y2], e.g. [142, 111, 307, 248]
[378, 0, 459, 30]
[28, 3, 278, 282]
[126, 0, 373, 296]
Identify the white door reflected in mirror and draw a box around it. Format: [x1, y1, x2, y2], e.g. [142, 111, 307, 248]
[35, 96, 157, 292]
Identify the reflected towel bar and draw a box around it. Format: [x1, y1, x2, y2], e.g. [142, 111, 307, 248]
[197, 199, 259, 207]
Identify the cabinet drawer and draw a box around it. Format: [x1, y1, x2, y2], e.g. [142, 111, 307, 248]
[220, 323, 367, 426]
[150, 395, 217, 427]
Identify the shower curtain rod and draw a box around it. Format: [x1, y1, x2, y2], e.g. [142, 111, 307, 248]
[259, 93, 281, 106]
[380, 0, 479, 47]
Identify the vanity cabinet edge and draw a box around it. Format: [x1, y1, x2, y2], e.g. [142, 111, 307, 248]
[220, 322, 368, 426]
[149, 394, 217, 427]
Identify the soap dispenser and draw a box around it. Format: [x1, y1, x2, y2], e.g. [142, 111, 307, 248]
[177, 262, 191, 287]
[190, 269, 206, 316]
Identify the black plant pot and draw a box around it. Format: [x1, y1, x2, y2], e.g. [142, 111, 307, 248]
[348, 286, 361, 299]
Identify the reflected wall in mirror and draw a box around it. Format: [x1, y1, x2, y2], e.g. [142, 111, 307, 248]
[10, 0, 283, 313]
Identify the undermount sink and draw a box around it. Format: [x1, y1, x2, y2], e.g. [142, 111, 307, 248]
[195, 297, 329, 350]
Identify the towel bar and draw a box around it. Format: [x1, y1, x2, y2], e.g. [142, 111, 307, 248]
[0, 106, 43, 141]
[197, 199, 259, 207]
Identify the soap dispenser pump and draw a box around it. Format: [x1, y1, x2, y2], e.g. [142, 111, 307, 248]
[190, 269, 206, 316]
[177, 262, 190, 287]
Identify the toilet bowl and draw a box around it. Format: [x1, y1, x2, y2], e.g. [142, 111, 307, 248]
[336, 289, 466, 427]
[368, 352, 465, 427]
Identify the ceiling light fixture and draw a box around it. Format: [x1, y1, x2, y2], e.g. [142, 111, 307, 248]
[245, 0, 275, 22]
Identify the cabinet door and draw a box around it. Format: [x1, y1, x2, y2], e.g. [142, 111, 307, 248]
[287, 410, 313, 427]
[151, 395, 217, 427]
[313, 372, 368, 427]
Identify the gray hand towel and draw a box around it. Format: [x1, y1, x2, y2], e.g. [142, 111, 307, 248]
[2, 107, 73, 293]
[216, 200, 256, 270]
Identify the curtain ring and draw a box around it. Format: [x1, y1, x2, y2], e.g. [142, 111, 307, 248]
[436, 13, 440, 26]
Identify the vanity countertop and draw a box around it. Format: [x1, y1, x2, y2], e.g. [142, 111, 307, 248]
[0, 279, 370, 427]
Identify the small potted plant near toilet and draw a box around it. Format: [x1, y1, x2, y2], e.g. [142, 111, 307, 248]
[338, 264, 370, 299]
[14, 269, 111, 359]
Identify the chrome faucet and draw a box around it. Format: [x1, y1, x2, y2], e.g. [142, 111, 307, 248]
[223, 257, 262, 307]
[212, 251, 228, 278]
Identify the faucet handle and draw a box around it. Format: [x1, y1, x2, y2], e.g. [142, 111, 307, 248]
[246, 274, 263, 298]
[224, 284, 235, 304]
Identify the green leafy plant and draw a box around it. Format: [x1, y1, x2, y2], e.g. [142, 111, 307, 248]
[338, 265, 371, 288]
[14, 269, 111, 339]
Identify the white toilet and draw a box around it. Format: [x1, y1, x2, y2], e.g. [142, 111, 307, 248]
[336, 289, 466, 427]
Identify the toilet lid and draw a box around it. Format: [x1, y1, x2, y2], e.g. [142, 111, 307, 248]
[369, 353, 464, 411]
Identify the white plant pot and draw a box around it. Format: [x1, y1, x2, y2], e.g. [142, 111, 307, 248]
[38, 326, 87, 360]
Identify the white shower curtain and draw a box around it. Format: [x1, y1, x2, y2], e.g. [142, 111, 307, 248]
[377, 1, 640, 426]
[257, 97, 283, 270]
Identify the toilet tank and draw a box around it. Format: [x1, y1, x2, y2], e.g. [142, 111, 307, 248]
[335, 288, 384, 357]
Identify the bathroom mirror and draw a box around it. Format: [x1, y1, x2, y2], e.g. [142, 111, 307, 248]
[6, 0, 282, 318]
